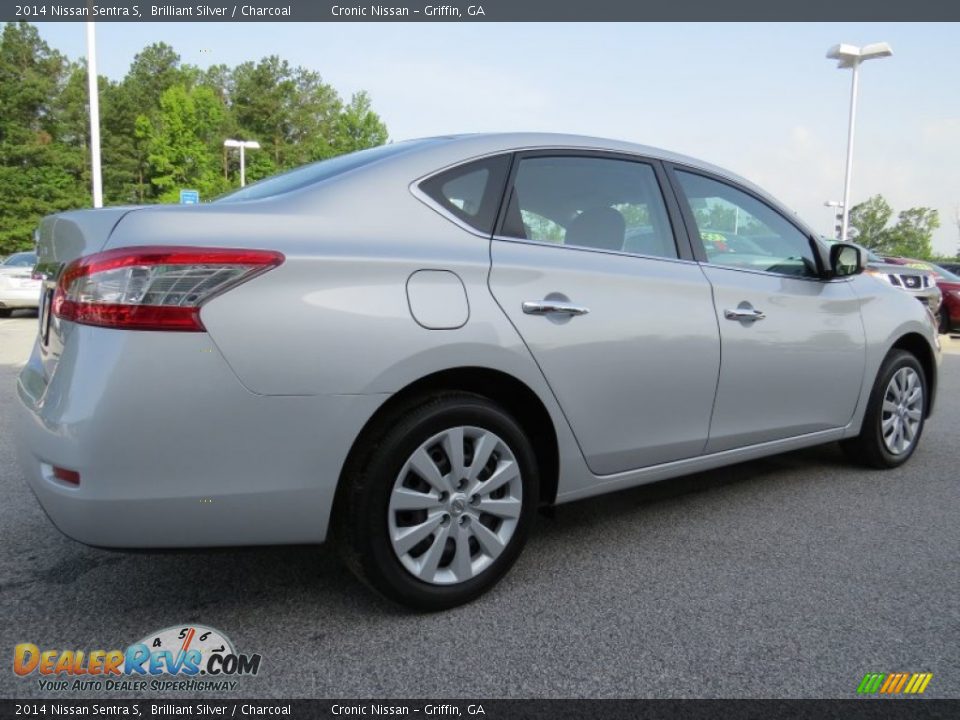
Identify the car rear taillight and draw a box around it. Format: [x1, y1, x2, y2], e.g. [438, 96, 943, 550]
[52, 247, 284, 331]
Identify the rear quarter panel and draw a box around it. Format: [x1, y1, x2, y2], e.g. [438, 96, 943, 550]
[103, 163, 595, 502]
[106, 171, 537, 398]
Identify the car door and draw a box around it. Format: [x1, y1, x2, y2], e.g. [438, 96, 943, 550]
[667, 166, 866, 453]
[488, 152, 721, 475]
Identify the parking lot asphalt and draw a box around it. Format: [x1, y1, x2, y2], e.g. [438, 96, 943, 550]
[1, 309, 958, 699]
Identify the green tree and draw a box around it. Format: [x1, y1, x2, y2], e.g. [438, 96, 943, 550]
[331, 91, 389, 155]
[231, 56, 341, 171]
[849, 195, 894, 252]
[0, 22, 86, 254]
[124, 42, 187, 110]
[0, 21, 391, 246]
[849, 195, 939, 259]
[106, 43, 193, 203]
[140, 84, 231, 202]
[886, 207, 939, 259]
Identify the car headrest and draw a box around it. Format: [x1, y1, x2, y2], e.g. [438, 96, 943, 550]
[566, 207, 625, 251]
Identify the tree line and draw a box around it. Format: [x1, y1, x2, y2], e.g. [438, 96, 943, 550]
[0, 22, 388, 255]
[848, 195, 944, 261]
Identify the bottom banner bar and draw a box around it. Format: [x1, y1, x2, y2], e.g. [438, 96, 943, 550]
[2, 699, 958, 720]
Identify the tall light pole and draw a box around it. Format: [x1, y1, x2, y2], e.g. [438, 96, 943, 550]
[826, 42, 893, 242]
[85, 21, 103, 208]
[224, 139, 261, 187]
[824, 200, 844, 239]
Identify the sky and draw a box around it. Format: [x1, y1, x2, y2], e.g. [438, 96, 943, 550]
[35, 21, 960, 255]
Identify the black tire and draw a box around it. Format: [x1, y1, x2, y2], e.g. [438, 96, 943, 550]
[0, 308, 12, 318]
[335, 392, 539, 611]
[840, 349, 927, 469]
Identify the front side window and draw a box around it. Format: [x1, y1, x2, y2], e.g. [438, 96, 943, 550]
[500, 156, 678, 260]
[675, 171, 819, 278]
[418, 155, 512, 235]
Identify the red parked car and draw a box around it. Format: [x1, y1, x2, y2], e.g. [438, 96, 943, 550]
[883, 257, 960, 334]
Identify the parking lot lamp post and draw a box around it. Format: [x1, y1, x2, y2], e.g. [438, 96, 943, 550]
[224, 139, 261, 187]
[824, 200, 844, 239]
[826, 42, 893, 242]
[85, 22, 103, 208]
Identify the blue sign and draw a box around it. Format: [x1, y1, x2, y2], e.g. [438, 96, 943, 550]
[179, 189, 200, 205]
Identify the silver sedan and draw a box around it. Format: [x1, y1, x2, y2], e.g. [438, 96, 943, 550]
[16, 133, 940, 609]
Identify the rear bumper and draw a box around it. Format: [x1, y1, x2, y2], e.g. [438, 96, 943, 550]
[15, 325, 385, 548]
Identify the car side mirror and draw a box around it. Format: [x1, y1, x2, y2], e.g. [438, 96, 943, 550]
[829, 243, 866, 277]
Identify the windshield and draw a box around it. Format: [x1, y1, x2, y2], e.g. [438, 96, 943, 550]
[2, 252, 36, 267]
[215, 138, 442, 203]
[933, 265, 960, 282]
[913, 262, 960, 282]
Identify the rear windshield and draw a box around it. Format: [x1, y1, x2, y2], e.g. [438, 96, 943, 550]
[215, 139, 442, 203]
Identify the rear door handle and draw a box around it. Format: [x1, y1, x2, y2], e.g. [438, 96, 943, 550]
[724, 308, 766, 322]
[522, 300, 590, 317]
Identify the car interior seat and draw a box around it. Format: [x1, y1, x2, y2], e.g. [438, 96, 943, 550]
[566, 207, 626, 252]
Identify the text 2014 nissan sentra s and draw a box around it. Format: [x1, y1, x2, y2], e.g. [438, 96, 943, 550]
[16, 134, 940, 610]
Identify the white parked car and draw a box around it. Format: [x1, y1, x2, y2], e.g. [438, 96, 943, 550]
[0, 251, 41, 316]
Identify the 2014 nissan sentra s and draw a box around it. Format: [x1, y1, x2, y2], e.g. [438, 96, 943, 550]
[15, 133, 941, 610]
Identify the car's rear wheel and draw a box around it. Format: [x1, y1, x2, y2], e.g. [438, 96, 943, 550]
[336, 392, 538, 611]
[841, 349, 927, 468]
[0, 308, 11, 318]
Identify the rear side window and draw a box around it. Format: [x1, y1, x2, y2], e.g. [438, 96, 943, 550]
[419, 155, 512, 235]
[500, 155, 679, 259]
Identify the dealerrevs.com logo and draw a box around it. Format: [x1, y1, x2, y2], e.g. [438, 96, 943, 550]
[13, 625, 262, 692]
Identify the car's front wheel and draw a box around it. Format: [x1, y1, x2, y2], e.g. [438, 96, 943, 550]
[841, 349, 927, 468]
[336, 392, 539, 611]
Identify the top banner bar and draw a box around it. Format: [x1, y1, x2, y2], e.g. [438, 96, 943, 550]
[4, 0, 959, 22]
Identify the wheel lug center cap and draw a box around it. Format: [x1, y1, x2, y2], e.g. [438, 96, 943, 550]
[450, 496, 466, 516]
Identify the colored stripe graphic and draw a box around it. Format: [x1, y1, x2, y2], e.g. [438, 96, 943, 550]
[857, 673, 886, 694]
[914, 673, 933, 694]
[858, 672, 932, 695]
[880, 674, 898, 693]
[892, 674, 910, 693]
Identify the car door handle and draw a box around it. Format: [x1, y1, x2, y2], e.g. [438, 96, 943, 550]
[522, 300, 590, 317]
[724, 308, 766, 322]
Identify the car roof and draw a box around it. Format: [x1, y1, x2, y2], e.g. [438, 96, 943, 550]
[424, 132, 758, 185]
[407, 132, 812, 234]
